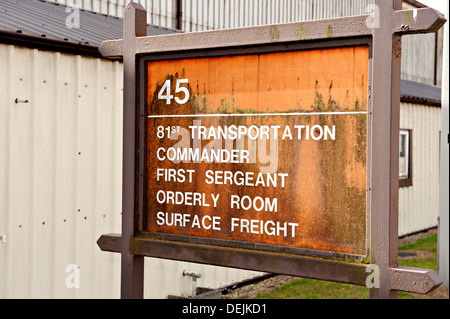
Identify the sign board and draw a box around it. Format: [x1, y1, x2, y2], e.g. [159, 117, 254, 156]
[97, 1, 446, 299]
[144, 44, 369, 259]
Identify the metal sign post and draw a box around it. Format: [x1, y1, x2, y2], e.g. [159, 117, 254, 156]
[97, 1, 446, 299]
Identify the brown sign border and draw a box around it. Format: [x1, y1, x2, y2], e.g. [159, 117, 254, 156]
[97, 0, 446, 299]
[138, 37, 373, 262]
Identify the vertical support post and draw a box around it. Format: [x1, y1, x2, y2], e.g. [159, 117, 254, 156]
[177, 0, 183, 30]
[369, 0, 402, 299]
[120, 2, 147, 299]
[438, 0, 449, 290]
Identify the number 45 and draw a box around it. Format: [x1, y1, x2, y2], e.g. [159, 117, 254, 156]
[158, 78, 190, 105]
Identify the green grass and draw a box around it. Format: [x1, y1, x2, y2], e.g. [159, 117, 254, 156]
[255, 234, 439, 299]
[255, 279, 370, 299]
[399, 257, 437, 272]
[399, 234, 438, 272]
[399, 234, 437, 252]
[255, 279, 423, 299]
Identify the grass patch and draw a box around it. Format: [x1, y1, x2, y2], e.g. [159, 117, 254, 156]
[399, 257, 437, 272]
[255, 234, 440, 299]
[399, 234, 437, 252]
[255, 278, 423, 299]
[255, 279, 370, 299]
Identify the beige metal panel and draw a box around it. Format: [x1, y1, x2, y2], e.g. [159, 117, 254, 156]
[399, 102, 441, 237]
[0, 45, 124, 298]
[2, 45, 35, 298]
[0, 43, 258, 298]
[0, 44, 13, 299]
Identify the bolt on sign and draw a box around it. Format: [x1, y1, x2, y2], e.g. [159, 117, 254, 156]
[97, 1, 446, 299]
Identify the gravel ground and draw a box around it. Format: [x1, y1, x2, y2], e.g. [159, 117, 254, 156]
[398, 228, 438, 246]
[222, 275, 300, 299]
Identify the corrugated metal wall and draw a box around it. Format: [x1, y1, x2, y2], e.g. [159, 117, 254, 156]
[0, 43, 259, 298]
[402, 1, 442, 86]
[399, 102, 442, 237]
[402, 32, 439, 86]
[50, 0, 373, 30]
[181, 0, 373, 31]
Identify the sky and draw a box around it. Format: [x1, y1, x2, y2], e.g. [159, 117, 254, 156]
[417, 0, 448, 17]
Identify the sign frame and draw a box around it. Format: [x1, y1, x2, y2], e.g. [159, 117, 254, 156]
[97, 0, 446, 299]
[139, 37, 373, 262]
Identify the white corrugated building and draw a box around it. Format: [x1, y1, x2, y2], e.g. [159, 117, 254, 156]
[0, 0, 445, 298]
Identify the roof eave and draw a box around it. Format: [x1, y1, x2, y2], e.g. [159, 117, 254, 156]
[0, 29, 104, 58]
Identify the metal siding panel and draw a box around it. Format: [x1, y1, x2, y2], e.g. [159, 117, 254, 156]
[0, 44, 13, 299]
[0, 44, 259, 298]
[402, 33, 437, 85]
[53, 52, 81, 298]
[30, 48, 56, 298]
[5, 46, 32, 298]
[0, 45, 117, 298]
[399, 102, 441, 237]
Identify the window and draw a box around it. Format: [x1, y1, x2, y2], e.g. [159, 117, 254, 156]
[399, 129, 412, 187]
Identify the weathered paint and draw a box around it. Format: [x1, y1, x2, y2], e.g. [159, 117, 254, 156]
[270, 26, 280, 42]
[298, 25, 308, 40]
[327, 25, 334, 38]
[145, 46, 369, 255]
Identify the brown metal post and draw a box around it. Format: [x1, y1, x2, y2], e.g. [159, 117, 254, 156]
[369, 0, 402, 299]
[177, 0, 183, 30]
[120, 2, 147, 299]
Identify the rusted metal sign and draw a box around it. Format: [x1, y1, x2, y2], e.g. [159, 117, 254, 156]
[97, 0, 446, 299]
[144, 46, 369, 257]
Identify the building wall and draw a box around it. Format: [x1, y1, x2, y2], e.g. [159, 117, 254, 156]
[399, 102, 442, 237]
[49, 0, 373, 31]
[180, 0, 373, 31]
[401, 32, 440, 86]
[0, 43, 259, 298]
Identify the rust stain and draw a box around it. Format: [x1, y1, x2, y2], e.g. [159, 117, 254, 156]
[147, 46, 369, 114]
